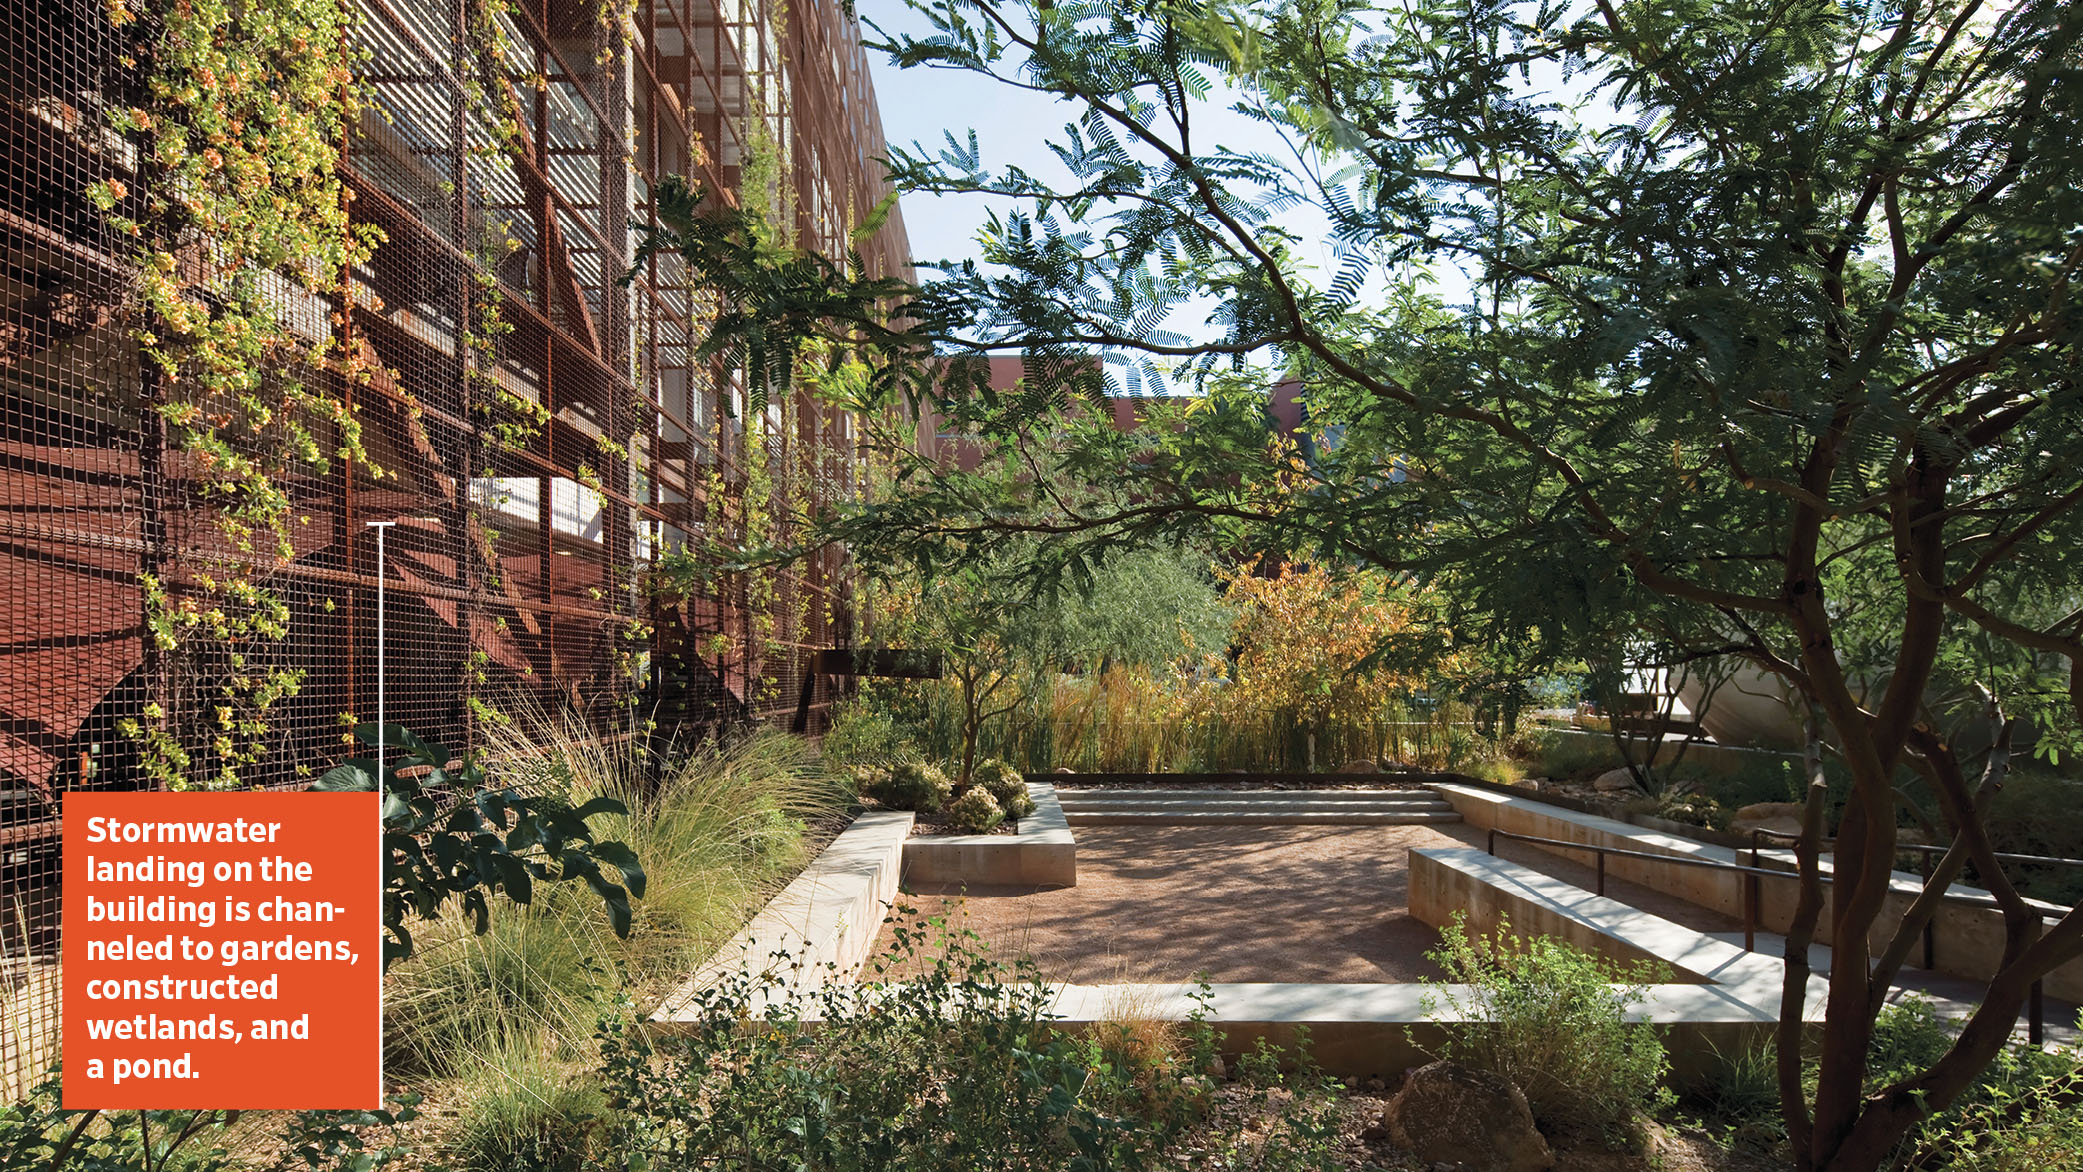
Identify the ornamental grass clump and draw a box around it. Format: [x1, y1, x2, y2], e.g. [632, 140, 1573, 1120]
[878, 762, 952, 812]
[971, 758, 1034, 819]
[945, 786, 1004, 833]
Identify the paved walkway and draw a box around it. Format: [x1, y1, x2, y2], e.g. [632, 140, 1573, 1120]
[868, 811, 2078, 1048]
[875, 824, 1470, 983]
[1480, 832, 2081, 1048]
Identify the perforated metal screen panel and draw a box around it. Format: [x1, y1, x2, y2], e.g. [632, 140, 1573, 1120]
[2, 0, 908, 1092]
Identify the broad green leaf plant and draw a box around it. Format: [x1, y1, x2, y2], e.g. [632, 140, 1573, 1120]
[312, 723, 645, 968]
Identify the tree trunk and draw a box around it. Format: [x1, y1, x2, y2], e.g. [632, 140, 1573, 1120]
[959, 668, 981, 787]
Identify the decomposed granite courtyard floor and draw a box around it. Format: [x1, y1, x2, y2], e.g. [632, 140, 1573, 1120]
[872, 823, 1472, 984]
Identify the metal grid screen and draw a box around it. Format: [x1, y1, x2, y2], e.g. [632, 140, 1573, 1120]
[2, 0, 909, 1095]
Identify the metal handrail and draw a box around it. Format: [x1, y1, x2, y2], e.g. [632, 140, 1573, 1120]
[1482, 827, 2052, 1044]
[1746, 826, 2083, 876]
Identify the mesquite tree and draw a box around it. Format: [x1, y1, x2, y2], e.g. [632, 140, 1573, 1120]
[644, 3, 2083, 1168]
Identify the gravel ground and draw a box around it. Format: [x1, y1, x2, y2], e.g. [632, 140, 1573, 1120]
[875, 823, 1475, 983]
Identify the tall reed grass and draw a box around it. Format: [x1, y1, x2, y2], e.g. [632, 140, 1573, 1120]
[844, 667, 1497, 774]
[0, 947, 59, 1102]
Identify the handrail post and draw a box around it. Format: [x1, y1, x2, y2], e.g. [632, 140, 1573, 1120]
[1596, 850, 1606, 898]
[1487, 828, 1496, 856]
[2030, 979, 2044, 1047]
[1918, 851, 1937, 969]
[1744, 872, 1756, 953]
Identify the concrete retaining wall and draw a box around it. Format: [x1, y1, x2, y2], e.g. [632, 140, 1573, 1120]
[653, 809, 913, 1022]
[902, 782, 1076, 887]
[1432, 783, 2083, 1001]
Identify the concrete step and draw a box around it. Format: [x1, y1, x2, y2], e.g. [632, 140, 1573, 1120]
[1056, 788, 1461, 826]
[1058, 799, 1455, 815]
[1065, 809, 1464, 826]
[1057, 788, 1441, 806]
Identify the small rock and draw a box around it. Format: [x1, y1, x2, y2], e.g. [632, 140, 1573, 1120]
[1206, 1054, 1227, 1080]
[1383, 1060, 1553, 1172]
[1593, 767, 1640, 792]
[1336, 758, 1380, 774]
[1364, 1076, 1387, 1092]
[1053, 766, 1076, 774]
[1360, 1122, 1390, 1142]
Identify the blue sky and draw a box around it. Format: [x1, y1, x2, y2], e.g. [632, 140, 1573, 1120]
[858, 2, 1506, 370]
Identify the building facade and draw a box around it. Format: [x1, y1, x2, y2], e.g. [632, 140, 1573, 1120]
[0, 0, 910, 981]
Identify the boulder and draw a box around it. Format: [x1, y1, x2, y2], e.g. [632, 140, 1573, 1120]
[1593, 767, 1640, 792]
[1337, 758, 1380, 774]
[1732, 800, 1803, 823]
[1382, 1061, 1553, 1172]
[1730, 801, 1807, 842]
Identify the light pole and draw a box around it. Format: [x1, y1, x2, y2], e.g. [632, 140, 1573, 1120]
[365, 520, 397, 777]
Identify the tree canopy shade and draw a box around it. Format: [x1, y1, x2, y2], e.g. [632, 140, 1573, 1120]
[639, 3, 2083, 1169]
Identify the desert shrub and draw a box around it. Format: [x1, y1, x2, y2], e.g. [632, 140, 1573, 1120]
[1425, 913, 1671, 1138]
[971, 757, 1023, 801]
[1000, 787, 1037, 819]
[1650, 790, 1729, 830]
[1982, 768, 2083, 906]
[879, 762, 952, 812]
[1460, 756, 1532, 786]
[596, 911, 1210, 1172]
[1934, 1070, 2083, 1172]
[823, 700, 918, 770]
[1527, 729, 1630, 782]
[1208, 1033, 1345, 1172]
[972, 758, 1035, 818]
[1859, 998, 2072, 1130]
[945, 786, 1004, 833]
[846, 762, 890, 802]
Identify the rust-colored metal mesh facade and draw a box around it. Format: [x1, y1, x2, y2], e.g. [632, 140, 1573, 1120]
[1, 0, 909, 1093]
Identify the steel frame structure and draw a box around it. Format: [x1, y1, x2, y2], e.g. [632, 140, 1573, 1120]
[0, 0, 911, 1072]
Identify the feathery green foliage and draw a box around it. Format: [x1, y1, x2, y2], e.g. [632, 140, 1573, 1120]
[640, 3, 2083, 1168]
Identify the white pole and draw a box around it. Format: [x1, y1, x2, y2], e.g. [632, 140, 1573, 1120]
[366, 521, 397, 776]
[364, 518, 397, 1105]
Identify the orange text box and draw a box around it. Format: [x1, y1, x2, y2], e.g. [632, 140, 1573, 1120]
[63, 790, 380, 1108]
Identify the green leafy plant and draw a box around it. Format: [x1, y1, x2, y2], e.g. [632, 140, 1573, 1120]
[0, 1070, 232, 1172]
[1206, 1033, 1345, 1172]
[1424, 913, 1672, 1140]
[595, 909, 1199, 1172]
[279, 1094, 428, 1172]
[310, 722, 644, 967]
